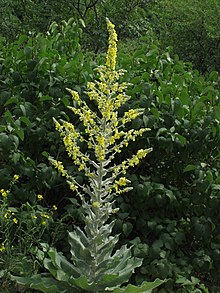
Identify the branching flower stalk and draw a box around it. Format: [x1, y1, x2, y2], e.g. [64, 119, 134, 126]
[11, 20, 166, 293]
[49, 19, 152, 291]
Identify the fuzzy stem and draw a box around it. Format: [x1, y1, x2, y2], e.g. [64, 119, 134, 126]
[89, 115, 107, 283]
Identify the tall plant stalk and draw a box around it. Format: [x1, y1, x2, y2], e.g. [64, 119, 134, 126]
[49, 19, 152, 288]
[12, 19, 165, 293]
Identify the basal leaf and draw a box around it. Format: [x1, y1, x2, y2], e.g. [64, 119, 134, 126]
[11, 274, 72, 293]
[111, 278, 167, 293]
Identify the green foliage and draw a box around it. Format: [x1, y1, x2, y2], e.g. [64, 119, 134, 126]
[0, 18, 92, 204]
[78, 0, 151, 51]
[0, 176, 56, 292]
[1, 0, 220, 73]
[0, 14, 220, 293]
[12, 243, 165, 292]
[149, 0, 220, 73]
[0, 19, 92, 289]
[0, 0, 82, 39]
[0, 0, 152, 52]
[114, 36, 220, 292]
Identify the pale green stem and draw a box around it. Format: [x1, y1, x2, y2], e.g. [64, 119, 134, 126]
[89, 117, 108, 285]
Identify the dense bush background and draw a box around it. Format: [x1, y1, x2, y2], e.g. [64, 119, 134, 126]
[1, 0, 219, 73]
[0, 1, 220, 292]
[149, 0, 220, 73]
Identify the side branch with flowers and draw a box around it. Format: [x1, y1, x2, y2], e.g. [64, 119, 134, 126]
[13, 19, 165, 292]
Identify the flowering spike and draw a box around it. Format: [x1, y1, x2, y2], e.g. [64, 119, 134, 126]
[106, 18, 118, 70]
[48, 19, 153, 291]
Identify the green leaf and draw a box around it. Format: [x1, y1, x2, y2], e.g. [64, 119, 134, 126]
[10, 275, 72, 293]
[42, 245, 79, 279]
[151, 107, 160, 121]
[99, 248, 143, 289]
[61, 96, 70, 107]
[24, 46, 32, 57]
[0, 126, 6, 132]
[42, 151, 49, 158]
[40, 95, 52, 102]
[38, 57, 48, 67]
[20, 104, 26, 116]
[183, 164, 197, 172]
[17, 35, 28, 45]
[153, 239, 163, 252]
[143, 115, 149, 127]
[191, 101, 205, 118]
[123, 222, 133, 237]
[174, 133, 187, 145]
[111, 278, 167, 293]
[156, 128, 167, 136]
[20, 116, 32, 127]
[14, 128, 24, 141]
[69, 275, 95, 290]
[214, 106, 220, 122]
[4, 97, 18, 106]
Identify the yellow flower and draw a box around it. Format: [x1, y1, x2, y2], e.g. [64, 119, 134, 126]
[113, 177, 131, 192]
[121, 109, 143, 125]
[115, 177, 130, 186]
[96, 135, 105, 148]
[128, 149, 151, 167]
[40, 213, 50, 219]
[69, 183, 78, 192]
[51, 160, 67, 177]
[13, 174, 20, 180]
[0, 189, 9, 197]
[50, 19, 153, 221]
[37, 194, 43, 200]
[52, 205, 57, 211]
[66, 88, 81, 106]
[92, 202, 101, 208]
[116, 187, 133, 194]
[13, 218, 18, 224]
[95, 145, 105, 161]
[4, 209, 11, 219]
[0, 243, 5, 253]
[41, 221, 46, 225]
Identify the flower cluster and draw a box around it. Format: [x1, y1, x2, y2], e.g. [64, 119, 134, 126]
[0, 243, 5, 253]
[35, 194, 57, 224]
[3, 209, 18, 225]
[0, 189, 9, 197]
[0, 174, 60, 269]
[50, 18, 152, 210]
[0, 174, 19, 198]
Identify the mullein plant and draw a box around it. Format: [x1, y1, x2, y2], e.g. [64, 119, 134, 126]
[13, 19, 165, 292]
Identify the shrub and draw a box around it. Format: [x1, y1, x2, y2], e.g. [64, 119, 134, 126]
[148, 0, 220, 73]
[115, 36, 220, 292]
[0, 18, 93, 206]
[0, 175, 57, 292]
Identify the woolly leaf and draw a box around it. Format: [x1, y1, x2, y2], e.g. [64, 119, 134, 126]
[10, 274, 74, 293]
[111, 278, 167, 293]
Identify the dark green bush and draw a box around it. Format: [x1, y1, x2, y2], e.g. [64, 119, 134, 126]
[148, 0, 220, 73]
[0, 0, 151, 52]
[114, 36, 220, 292]
[0, 18, 95, 206]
